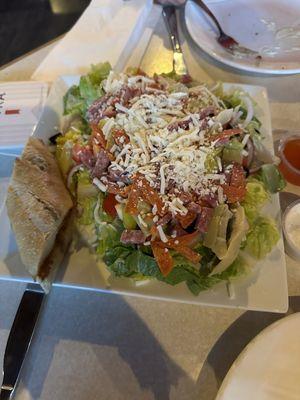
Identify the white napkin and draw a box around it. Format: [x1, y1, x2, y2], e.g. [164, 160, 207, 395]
[32, 0, 153, 82]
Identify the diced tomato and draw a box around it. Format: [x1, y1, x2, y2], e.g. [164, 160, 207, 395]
[72, 143, 95, 167]
[230, 163, 246, 188]
[113, 129, 130, 146]
[176, 211, 197, 229]
[151, 243, 174, 276]
[210, 128, 242, 143]
[222, 185, 246, 203]
[103, 193, 118, 217]
[91, 124, 106, 149]
[72, 143, 83, 163]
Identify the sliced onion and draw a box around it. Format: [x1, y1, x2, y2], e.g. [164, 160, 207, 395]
[241, 96, 254, 127]
[67, 164, 84, 189]
[215, 108, 234, 126]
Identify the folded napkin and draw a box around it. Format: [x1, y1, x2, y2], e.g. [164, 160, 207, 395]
[32, 0, 153, 82]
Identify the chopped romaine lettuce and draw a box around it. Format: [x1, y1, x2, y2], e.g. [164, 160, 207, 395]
[78, 197, 97, 225]
[241, 179, 269, 224]
[63, 62, 111, 116]
[245, 216, 280, 259]
[258, 164, 286, 194]
[77, 170, 98, 199]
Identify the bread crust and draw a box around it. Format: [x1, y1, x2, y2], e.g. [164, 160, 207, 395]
[6, 137, 73, 290]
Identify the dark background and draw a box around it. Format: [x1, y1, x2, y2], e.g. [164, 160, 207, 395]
[0, 0, 90, 67]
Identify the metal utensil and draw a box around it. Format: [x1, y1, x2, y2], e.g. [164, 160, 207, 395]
[0, 284, 45, 400]
[162, 6, 188, 76]
[193, 0, 259, 57]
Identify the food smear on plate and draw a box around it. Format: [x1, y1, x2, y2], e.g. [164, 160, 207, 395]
[51, 62, 285, 295]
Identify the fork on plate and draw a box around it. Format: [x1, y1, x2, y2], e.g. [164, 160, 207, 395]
[193, 0, 260, 58]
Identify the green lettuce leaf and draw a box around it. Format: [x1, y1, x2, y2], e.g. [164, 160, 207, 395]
[258, 164, 286, 194]
[63, 85, 86, 116]
[88, 62, 111, 85]
[241, 179, 269, 224]
[244, 216, 280, 259]
[63, 62, 111, 116]
[77, 197, 97, 225]
[223, 139, 244, 164]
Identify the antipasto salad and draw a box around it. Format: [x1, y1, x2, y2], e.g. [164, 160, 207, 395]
[51, 62, 285, 295]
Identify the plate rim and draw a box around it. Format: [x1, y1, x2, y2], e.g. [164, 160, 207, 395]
[215, 312, 300, 399]
[184, 0, 300, 76]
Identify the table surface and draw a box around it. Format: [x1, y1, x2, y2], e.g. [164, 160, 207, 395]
[1, 9, 300, 400]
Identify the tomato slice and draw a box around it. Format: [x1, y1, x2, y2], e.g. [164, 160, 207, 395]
[113, 129, 130, 146]
[91, 124, 106, 149]
[151, 243, 174, 276]
[176, 211, 197, 229]
[222, 185, 246, 203]
[230, 163, 246, 188]
[103, 193, 118, 217]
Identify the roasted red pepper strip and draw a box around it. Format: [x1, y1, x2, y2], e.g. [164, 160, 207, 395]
[176, 211, 197, 229]
[137, 176, 164, 216]
[113, 129, 130, 146]
[153, 232, 201, 264]
[222, 185, 246, 203]
[151, 243, 174, 276]
[230, 163, 246, 188]
[91, 124, 107, 149]
[125, 185, 140, 215]
[210, 128, 242, 143]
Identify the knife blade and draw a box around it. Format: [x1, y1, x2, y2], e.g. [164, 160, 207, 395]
[162, 6, 188, 76]
[0, 284, 45, 400]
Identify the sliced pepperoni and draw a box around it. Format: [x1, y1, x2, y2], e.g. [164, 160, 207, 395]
[195, 207, 214, 234]
[92, 149, 110, 178]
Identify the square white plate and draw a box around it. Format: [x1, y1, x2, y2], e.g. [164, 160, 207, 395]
[0, 76, 288, 312]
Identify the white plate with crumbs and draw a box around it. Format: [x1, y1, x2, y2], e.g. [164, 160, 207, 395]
[216, 313, 300, 400]
[0, 76, 288, 312]
[185, 0, 300, 74]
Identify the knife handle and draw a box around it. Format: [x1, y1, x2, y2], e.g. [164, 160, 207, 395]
[162, 6, 182, 54]
[0, 387, 13, 400]
[1, 284, 45, 399]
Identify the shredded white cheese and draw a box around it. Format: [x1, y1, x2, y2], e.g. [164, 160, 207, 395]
[157, 225, 168, 243]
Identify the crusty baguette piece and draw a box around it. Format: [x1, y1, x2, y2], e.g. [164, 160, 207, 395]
[6, 137, 73, 291]
[37, 209, 75, 293]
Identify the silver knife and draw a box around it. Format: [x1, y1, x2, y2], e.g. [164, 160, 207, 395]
[162, 6, 188, 76]
[0, 284, 45, 400]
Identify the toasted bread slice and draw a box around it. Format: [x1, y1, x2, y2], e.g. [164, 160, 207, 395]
[6, 137, 73, 291]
